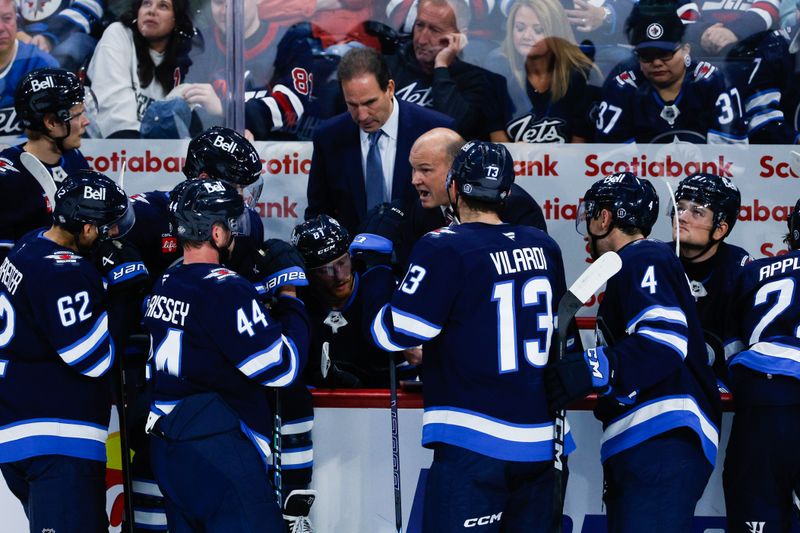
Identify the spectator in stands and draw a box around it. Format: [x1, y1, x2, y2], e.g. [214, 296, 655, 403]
[0, 0, 58, 136]
[594, 4, 747, 144]
[385, 0, 507, 63]
[86, 0, 194, 138]
[384, 0, 510, 141]
[682, 0, 780, 58]
[305, 47, 453, 235]
[484, 0, 599, 143]
[780, 0, 800, 29]
[16, 0, 104, 72]
[561, 0, 634, 74]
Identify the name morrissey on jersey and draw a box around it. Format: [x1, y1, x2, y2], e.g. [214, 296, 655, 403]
[145, 295, 190, 327]
[490, 247, 548, 276]
[0, 258, 22, 295]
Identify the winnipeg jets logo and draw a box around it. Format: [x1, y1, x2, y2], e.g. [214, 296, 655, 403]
[324, 310, 348, 333]
[204, 267, 237, 281]
[45, 251, 79, 264]
[22, 0, 57, 21]
[395, 82, 433, 107]
[646, 23, 664, 40]
[0, 156, 19, 173]
[745, 522, 766, 533]
[507, 115, 567, 143]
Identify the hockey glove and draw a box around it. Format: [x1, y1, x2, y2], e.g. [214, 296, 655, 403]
[226, 236, 269, 283]
[545, 347, 616, 413]
[258, 239, 309, 295]
[350, 202, 408, 269]
[94, 238, 150, 294]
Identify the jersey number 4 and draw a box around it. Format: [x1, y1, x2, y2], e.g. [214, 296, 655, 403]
[491, 277, 554, 373]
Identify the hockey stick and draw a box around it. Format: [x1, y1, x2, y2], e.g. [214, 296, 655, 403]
[389, 355, 403, 533]
[273, 388, 283, 506]
[552, 251, 622, 532]
[20, 152, 57, 214]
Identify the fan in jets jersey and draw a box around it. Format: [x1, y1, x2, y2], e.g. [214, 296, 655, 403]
[144, 179, 309, 532]
[595, 6, 747, 144]
[0, 68, 90, 261]
[356, 141, 574, 531]
[722, 199, 800, 533]
[0, 171, 133, 532]
[724, 29, 799, 143]
[546, 172, 721, 531]
[679, 0, 780, 57]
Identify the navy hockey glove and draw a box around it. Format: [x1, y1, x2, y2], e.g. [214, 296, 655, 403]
[545, 347, 616, 413]
[258, 239, 309, 295]
[350, 202, 408, 270]
[94, 238, 149, 293]
[226, 236, 269, 283]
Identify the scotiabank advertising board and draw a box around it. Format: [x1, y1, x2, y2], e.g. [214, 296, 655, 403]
[1, 141, 797, 531]
[82, 141, 800, 308]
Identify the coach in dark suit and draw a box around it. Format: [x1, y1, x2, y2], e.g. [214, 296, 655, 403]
[305, 47, 454, 235]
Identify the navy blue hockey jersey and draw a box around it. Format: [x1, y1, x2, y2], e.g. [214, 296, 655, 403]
[127, 190, 264, 280]
[0, 41, 58, 136]
[0, 145, 89, 260]
[363, 222, 576, 462]
[595, 240, 721, 465]
[595, 62, 747, 144]
[725, 30, 799, 144]
[144, 264, 309, 461]
[0, 230, 113, 463]
[725, 250, 800, 403]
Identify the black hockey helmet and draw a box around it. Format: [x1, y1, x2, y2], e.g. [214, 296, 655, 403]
[445, 141, 514, 204]
[674, 173, 741, 236]
[169, 179, 244, 242]
[580, 172, 660, 237]
[291, 215, 350, 269]
[53, 170, 134, 240]
[15, 68, 84, 132]
[183, 127, 262, 186]
[788, 198, 800, 250]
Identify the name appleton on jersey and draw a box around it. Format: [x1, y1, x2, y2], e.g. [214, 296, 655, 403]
[489, 246, 548, 276]
[144, 295, 191, 327]
[0, 258, 22, 296]
[759, 255, 800, 282]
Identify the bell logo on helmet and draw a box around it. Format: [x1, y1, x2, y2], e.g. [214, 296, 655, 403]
[83, 186, 106, 201]
[30, 76, 55, 92]
[212, 135, 236, 153]
[203, 182, 226, 193]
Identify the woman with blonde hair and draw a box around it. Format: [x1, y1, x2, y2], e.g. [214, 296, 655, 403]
[485, 0, 599, 143]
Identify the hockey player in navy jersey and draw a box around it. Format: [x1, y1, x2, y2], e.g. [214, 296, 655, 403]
[671, 173, 750, 385]
[127, 126, 265, 279]
[0, 68, 90, 261]
[594, 6, 747, 144]
[546, 172, 721, 532]
[722, 198, 800, 533]
[356, 141, 574, 532]
[0, 171, 134, 533]
[123, 126, 269, 531]
[144, 178, 309, 532]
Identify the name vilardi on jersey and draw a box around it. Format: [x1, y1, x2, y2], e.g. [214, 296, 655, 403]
[44, 251, 80, 264]
[506, 114, 568, 143]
